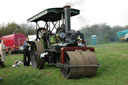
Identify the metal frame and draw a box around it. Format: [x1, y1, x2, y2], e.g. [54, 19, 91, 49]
[57, 64, 100, 68]
[35, 21, 60, 33]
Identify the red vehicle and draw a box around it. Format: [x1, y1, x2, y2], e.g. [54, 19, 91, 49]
[0, 34, 26, 54]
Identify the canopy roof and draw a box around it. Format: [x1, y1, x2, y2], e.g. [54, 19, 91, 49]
[27, 8, 80, 22]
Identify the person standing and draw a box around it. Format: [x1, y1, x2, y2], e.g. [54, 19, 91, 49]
[23, 37, 31, 66]
[0, 40, 5, 81]
[0, 40, 6, 64]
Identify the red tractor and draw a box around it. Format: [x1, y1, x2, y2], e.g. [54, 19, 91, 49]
[27, 6, 99, 78]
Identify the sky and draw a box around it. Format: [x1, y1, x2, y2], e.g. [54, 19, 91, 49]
[0, 0, 128, 30]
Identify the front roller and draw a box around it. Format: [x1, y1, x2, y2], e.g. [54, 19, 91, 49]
[60, 51, 99, 78]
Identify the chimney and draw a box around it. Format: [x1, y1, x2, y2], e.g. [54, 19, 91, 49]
[64, 5, 71, 33]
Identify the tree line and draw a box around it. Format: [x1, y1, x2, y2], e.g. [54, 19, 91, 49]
[0, 22, 36, 37]
[0, 22, 128, 44]
[79, 23, 128, 44]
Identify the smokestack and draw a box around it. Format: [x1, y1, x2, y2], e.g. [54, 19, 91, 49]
[64, 5, 71, 33]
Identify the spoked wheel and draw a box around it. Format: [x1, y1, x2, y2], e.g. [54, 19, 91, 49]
[30, 41, 45, 69]
[60, 51, 99, 79]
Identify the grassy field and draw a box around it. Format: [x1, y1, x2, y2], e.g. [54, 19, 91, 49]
[0, 42, 128, 85]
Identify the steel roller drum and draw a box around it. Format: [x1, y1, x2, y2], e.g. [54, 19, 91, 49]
[61, 51, 98, 78]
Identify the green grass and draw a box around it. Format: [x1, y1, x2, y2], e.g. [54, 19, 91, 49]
[1, 42, 128, 85]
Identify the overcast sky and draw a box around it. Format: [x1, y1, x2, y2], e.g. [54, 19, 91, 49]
[0, 0, 128, 30]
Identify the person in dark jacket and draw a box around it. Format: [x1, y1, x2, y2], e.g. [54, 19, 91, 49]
[23, 37, 31, 66]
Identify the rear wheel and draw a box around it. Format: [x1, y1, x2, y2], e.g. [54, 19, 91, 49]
[30, 41, 45, 69]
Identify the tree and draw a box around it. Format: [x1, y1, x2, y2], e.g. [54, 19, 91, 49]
[0, 22, 36, 37]
[79, 23, 125, 44]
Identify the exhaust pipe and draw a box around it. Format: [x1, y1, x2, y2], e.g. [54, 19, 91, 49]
[64, 5, 71, 33]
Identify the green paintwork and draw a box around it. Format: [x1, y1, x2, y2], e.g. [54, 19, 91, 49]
[49, 35, 56, 44]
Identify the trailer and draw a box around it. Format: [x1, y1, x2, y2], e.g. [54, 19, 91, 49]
[0, 34, 26, 54]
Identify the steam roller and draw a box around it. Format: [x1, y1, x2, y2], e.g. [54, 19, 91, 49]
[27, 5, 99, 78]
